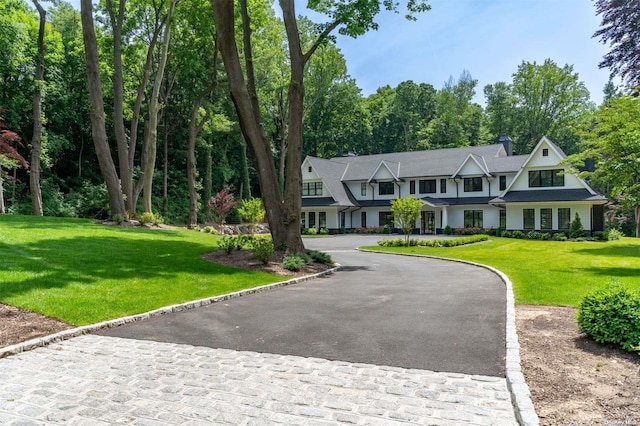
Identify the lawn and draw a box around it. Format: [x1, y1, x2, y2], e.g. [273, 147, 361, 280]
[0, 215, 282, 325]
[364, 237, 640, 306]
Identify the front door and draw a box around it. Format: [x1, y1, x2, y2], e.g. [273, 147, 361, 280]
[421, 211, 435, 234]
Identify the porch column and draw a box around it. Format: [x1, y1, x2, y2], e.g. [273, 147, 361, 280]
[442, 207, 449, 229]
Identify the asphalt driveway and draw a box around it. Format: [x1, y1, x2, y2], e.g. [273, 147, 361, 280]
[98, 235, 506, 377]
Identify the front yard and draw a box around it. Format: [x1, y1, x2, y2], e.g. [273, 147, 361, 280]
[365, 236, 640, 306]
[0, 215, 282, 325]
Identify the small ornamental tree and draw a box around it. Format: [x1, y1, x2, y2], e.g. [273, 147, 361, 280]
[238, 198, 266, 235]
[391, 197, 424, 246]
[0, 110, 29, 214]
[570, 212, 586, 239]
[207, 186, 238, 225]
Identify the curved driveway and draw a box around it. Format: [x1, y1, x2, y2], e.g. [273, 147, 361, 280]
[100, 235, 506, 377]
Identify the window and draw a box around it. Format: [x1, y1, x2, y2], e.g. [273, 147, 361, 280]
[464, 177, 483, 192]
[379, 212, 394, 228]
[308, 166, 313, 172]
[340, 212, 346, 228]
[464, 210, 483, 228]
[440, 179, 447, 193]
[540, 208, 552, 230]
[409, 180, 415, 194]
[300, 212, 306, 228]
[558, 208, 571, 230]
[499, 209, 506, 229]
[542, 148, 549, 157]
[361, 211, 367, 228]
[302, 182, 323, 196]
[419, 179, 436, 193]
[379, 182, 394, 195]
[528, 169, 565, 187]
[523, 209, 535, 229]
[361, 183, 367, 196]
[308, 212, 316, 228]
[499, 175, 507, 191]
[319, 212, 327, 229]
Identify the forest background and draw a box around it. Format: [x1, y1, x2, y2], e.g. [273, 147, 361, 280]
[0, 0, 636, 236]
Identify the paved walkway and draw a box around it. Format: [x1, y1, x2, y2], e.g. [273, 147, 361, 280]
[0, 335, 517, 425]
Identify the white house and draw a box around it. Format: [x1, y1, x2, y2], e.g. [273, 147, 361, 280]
[301, 136, 606, 234]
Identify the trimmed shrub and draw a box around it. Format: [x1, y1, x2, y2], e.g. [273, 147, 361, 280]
[306, 249, 333, 264]
[553, 232, 568, 241]
[251, 238, 274, 264]
[218, 236, 237, 254]
[281, 254, 308, 271]
[319, 228, 330, 235]
[500, 230, 512, 238]
[443, 225, 452, 235]
[114, 214, 124, 225]
[606, 228, 623, 241]
[512, 230, 525, 239]
[577, 283, 640, 352]
[303, 227, 318, 235]
[570, 213, 586, 239]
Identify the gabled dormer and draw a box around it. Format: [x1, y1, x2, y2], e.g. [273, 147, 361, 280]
[302, 157, 321, 181]
[368, 160, 400, 183]
[505, 137, 595, 193]
[451, 153, 491, 178]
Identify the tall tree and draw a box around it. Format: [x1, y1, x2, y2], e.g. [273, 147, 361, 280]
[484, 81, 516, 141]
[511, 59, 593, 154]
[211, 0, 430, 253]
[567, 95, 640, 237]
[422, 71, 484, 149]
[29, 0, 45, 216]
[593, 0, 640, 90]
[141, 0, 177, 214]
[80, 0, 126, 217]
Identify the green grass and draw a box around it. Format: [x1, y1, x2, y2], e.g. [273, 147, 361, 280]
[0, 215, 282, 325]
[364, 237, 640, 307]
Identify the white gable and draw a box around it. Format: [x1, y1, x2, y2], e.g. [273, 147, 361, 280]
[526, 137, 566, 168]
[452, 154, 489, 177]
[369, 161, 399, 182]
[506, 137, 593, 193]
[302, 158, 321, 180]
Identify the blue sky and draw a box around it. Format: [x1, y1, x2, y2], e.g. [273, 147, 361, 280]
[327, 0, 611, 105]
[68, 0, 611, 105]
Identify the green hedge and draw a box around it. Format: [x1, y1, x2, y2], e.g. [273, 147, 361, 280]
[577, 283, 640, 352]
[377, 234, 489, 247]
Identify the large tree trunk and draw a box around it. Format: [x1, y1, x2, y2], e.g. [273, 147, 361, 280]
[636, 205, 640, 238]
[279, 0, 307, 253]
[30, 0, 45, 216]
[80, 0, 125, 217]
[212, 0, 306, 253]
[105, 0, 134, 213]
[142, 0, 176, 213]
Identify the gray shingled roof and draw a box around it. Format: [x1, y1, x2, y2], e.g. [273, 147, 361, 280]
[326, 144, 524, 181]
[491, 189, 606, 204]
[306, 157, 355, 206]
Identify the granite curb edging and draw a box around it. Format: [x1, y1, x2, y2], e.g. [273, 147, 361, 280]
[0, 264, 341, 360]
[358, 248, 540, 426]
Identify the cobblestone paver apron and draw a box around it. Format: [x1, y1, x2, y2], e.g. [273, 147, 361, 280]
[0, 335, 517, 425]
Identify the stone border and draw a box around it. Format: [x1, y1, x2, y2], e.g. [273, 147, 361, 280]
[0, 265, 341, 360]
[359, 248, 539, 426]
